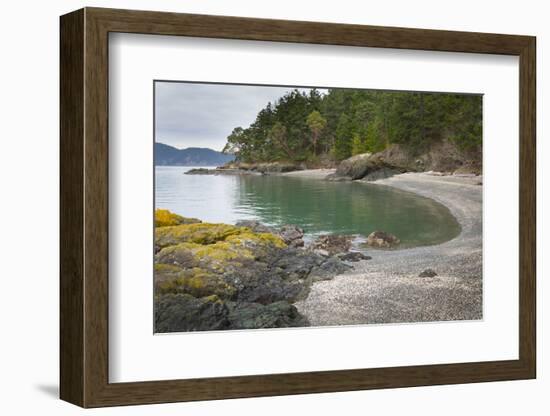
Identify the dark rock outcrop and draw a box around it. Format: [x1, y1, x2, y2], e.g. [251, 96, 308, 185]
[154, 294, 308, 332]
[327, 139, 481, 182]
[154, 211, 353, 332]
[227, 301, 309, 329]
[362, 167, 401, 182]
[309, 256, 352, 281]
[419, 268, 438, 278]
[155, 294, 230, 332]
[338, 252, 372, 262]
[370, 141, 481, 175]
[326, 151, 407, 182]
[326, 153, 373, 180]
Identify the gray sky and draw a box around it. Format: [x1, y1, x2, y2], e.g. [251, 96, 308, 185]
[155, 82, 327, 151]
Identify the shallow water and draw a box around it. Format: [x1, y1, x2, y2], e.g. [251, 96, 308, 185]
[155, 166, 461, 247]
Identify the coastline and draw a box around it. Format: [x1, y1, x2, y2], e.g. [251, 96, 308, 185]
[294, 171, 483, 326]
[280, 168, 336, 179]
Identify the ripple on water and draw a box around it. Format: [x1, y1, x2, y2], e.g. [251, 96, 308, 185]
[155, 166, 461, 248]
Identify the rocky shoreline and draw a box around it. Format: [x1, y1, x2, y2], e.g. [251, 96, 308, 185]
[186, 141, 481, 179]
[156, 168, 482, 331]
[154, 210, 363, 332]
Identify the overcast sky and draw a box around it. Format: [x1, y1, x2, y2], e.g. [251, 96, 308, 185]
[155, 82, 327, 151]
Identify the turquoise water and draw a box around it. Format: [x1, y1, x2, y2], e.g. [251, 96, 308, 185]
[155, 166, 461, 247]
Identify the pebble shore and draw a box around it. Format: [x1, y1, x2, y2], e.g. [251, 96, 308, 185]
[294, 172, 483, 326]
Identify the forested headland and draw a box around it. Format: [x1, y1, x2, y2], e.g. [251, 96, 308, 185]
[222, 88, 482, 170]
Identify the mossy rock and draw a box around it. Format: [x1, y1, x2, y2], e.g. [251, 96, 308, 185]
[225, 231, 286, 249]
[155, 223, 244, 249]
[155, 221, 287, 252]
[155, 241, 254, 271]
[155, 209, 201, 227]
[154, 263, 184, 280]
[156, 267, 236, 299]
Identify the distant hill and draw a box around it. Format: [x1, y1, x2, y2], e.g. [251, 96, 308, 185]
[155, 142, 234, 166]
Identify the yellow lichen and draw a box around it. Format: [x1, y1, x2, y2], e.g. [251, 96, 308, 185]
[203, 294, 223, 304]
[155, 209, 201, 227]
[226, 231, 286, 248]
[193, 242, 253, 261]
[156, 267, 235, 299]
[155, 222, 246, 248]
[154, 263, 182, 273]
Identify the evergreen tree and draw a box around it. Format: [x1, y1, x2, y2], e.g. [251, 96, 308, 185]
[222, 88, 482, 163]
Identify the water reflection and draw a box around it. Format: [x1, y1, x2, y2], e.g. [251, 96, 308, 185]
[155, 166, 461, 247]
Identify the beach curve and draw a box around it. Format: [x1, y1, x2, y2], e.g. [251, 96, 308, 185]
[294, 172, 483, 326]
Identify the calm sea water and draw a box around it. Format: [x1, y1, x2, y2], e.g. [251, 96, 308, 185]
[155, 166, 461, 247]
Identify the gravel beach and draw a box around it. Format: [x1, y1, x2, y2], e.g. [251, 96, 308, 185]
[294, 172, 483, 326]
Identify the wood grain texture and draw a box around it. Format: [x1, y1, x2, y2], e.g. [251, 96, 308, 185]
[59, 7, 537, 408]
[59, 8, 84, 407]
[518, 38, 536, 376]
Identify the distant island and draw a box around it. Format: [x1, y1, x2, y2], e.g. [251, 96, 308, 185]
[155, 142, 235, 166]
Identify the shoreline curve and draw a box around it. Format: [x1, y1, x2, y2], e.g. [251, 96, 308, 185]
[294, 171, 483, 326]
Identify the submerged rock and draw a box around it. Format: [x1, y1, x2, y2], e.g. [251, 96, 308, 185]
[365, 231, 401, 248]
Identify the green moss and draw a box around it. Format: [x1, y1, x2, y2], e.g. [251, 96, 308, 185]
[194, 242, 253, 261]
[154, 217, 289, 299]
[154, 263, 182, 273]
[203, 294, 223, 304]
[155, 208, 201, 227]
[226, 231, 286, 248]
[155, 223, 245, 249]
[156, 267, 235, 299]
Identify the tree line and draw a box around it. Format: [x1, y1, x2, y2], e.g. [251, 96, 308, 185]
[222, 88, 482, 163]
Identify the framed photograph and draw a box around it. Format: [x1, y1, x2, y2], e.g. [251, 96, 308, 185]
[60, 7, 536, 407]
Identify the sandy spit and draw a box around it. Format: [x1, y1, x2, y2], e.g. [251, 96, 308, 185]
[294, 172, 483, 326]
[280, 169, 336, 179]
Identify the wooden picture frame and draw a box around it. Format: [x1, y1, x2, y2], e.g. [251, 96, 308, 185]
[60, 7, 536, 408]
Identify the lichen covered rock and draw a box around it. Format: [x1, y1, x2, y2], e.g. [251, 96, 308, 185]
[154, 209, 352, 332]
[155, 209, 201, 227]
